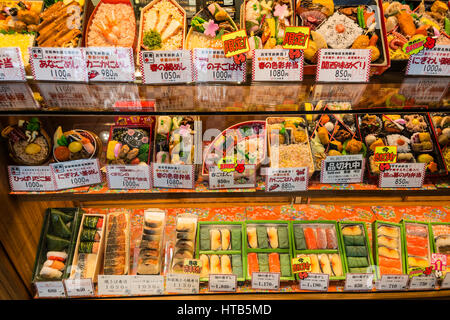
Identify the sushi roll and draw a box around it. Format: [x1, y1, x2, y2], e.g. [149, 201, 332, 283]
[221, 229, 231, 250]
[267, 227, 278, 249]
[279, 254, 291, 277]
[176, 240, 194, 251]
[143, 233, 161, 241]
[294, 226, 306, 250]
[221, 255, 232, 274]
[316, 228, 327, 249]
[258, 253, 269, 272]
[247, 253, 259, 277]
[329, 254, 343, 277]
[436, 235, 450, 254]
[318, 254, 332, 275]
[277, 227, 289, 249]
[378, 225, 399, 238]
[247, 227, 258, 249]
[40, 266, 63, 278]
[177, 232, 194, 241]
[268, 253, 281, 273]
[176, 218, 195, 233]
[231, 228, 241, 250]
[174, 249, 193, 260]
[303, 227, 318, 250]
[210, 229, 221, 251]
[341, 225, 362, 236]
[326, 228, 337, 249]
[143, 211, 164, 228]
[256, 226, 269, 249]
[210, 255, 221, 274]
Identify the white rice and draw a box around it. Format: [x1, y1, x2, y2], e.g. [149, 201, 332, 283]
[316, 12, 363, 49]
[386, 134, 411, 153]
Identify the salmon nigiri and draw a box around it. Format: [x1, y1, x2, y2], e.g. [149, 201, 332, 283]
[268, 253, 280, 273]
[379, 256, 402, 269]
[406, 235, 428, 247]
[247, 253, 259, 277]
[303, 227, 318, 250]
[380, 266, 402, 275]
[407, 245, 428, 258]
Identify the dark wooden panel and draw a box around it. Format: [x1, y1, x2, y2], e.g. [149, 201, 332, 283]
[0, 243, 29, 299]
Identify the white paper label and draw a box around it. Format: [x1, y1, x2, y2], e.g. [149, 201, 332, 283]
[64, 279, 94, 297]
[379, 163, 426, 188]
[251, 272, 280, 290]
[316, 49, 371, 83]
[106, 165, 151, 190]
[208, 165, 256, 189]
[209, 274, 237, 292]
[8, 166, 55, 192]
[320, 155, 365, 184]
[0, 83, 39, 109]
[152, 163, 195, 189]
[399, 78, 449, 104]
[97, 275, 131, 296]
[29, 47, 87, 82]
[408, 275, 436, 290]
[36, 83, 97, 109]
[130, 275, 164, 295]
[166, 273, 200, 294]
[140, 50, 193, 84]
[299, 273, 329, 291]
[0, 47, 26, 81]
[265, 167, 308, 192]
[50, 159, 102, 190]
[344, 273, 374, 291]
[85, 47, 135, 82]
[35, 281, 66, 298]
[378, 275, 408, 291]
[251, 49, 303, 81]
[406, 46, 450, 76]
[193, 48, 246, 82]
[441, 273, 450, 289]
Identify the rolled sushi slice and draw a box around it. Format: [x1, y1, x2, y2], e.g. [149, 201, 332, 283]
[221, 229, 231, 250]
[221, 255, 232, 274]
[210, 229, 221, 251]
[200, 254, 210, 278]
[231, 228, 241, 250]
[378, 225, 399, 238]
[341, 225, 362, 236]
[325, 228, 337, 249]
[176, 240, 194, 251]
[268, 253, 281, 273]
[248, 252, 259, 277]
[279, 254, 291, 277]
[174, 249, 193, 259]
[303, 227, 318, 250]
[316, 228, 327, 249]
[318, 254, 332, 275]
[329, 253, 343, 277]
[247, 227, 258, 249]
[378, 236, 399, 249]
[256, 226, 269, 249]
[210, 254, 221, 274]
[278, 226, 289, 249]
[267, 227, 278, 249]
[294, 226, 307, 250]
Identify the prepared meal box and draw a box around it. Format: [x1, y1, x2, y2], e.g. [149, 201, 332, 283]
[136, 209, 166, 275]
[429, 222, 450, 277]
[53, 126, 102, 163]
[296, 0, 390, 75]
[195, 221, 246, 282]
[245, 220, 294, 281]
[69, 213, 106, 282]
[338, 221, 376, 279]
[266, 117, 315, 177]
[430, 113, 450, 172]
[101, 211, 130, 275]
[291, 220, 346, 280]
[357, 113, 448, 179]
[171, 213, 198, 273]
[401, 219, 432, 275]
[372, 220, 406, 279]
[32, 208, 82, 282]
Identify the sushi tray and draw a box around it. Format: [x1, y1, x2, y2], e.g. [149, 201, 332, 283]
[357, 113, 448, 179]
[69, 213, 106, 282]
[338, 221, 376, 279]
[401, 220, 432, 275]
[296, 0, 391, 75]
[195, 221, 246, 282]
[430, 113, 450, 172]
[372, 221, 406, 279]
[171, 213, 198, 273]
[266, 117, 315, 177]
[102, 211, 130, 275]
[429, 222, 450, 278]
[245, 220, 294, 281]
[32, 208, 82, 283]
[291, 220, 346, 280]
[136, 209, 167, 275]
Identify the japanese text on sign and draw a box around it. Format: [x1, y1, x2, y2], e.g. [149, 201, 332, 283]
[209, 165, 256, 189]
[282, 26, 310, 50]
[406, 45, 450, 76]
[140, 50, 193, 84]
[408, 274, 436, 290]
[193, 49, 246, 82]
[183, 259, 202, 274]
[321, 155, 365, 184]
[251, 272, 280, 290]
[166, 273, 200, 294]
[8, 166, 55, 192]
[98, 275, 131, 296]
[374, 146, 397, 164]
[299, 273, 329, 291]
[209, 274, 237, 292]
[222, 30, 249, 57]
[106, 165, 151, 190]
[130, 275, 164, 295]
[64, 279, 94, 297]
[431, 253, 447, 272]
[50, 159, 102, 190]
[377, 275, 408, 291]
[0, 48, 26, 81]
[266, 167, 308, 192]
[379, 163, 426, 189]
[252, 49, 304, 81]
[152, 163, 195, 189]
[85, 47, 135, 82]
[35, 281, 66, 298]
[441, 273, 450, 289]
[344, 273, 374, 291]
[292, 256, 312, 274]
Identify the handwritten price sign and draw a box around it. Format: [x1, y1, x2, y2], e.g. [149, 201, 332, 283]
[252, 49, 304, 81]
[140, 50, 193, 84]
[193, 48, 246, 82]
[85, 47, 135, 82]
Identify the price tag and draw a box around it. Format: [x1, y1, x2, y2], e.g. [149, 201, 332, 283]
[97, 275, 131, 296]
[166, 273, 200, 294]
[266, 167, 308, 192]
[374, 146, 397, 164]
[140, 50, 193, 84]
[106, 165, 151, 190]
[431, 253, 447, 272]
[377, 275, 408, 291]
[208, 165, 256, 189]
[320, 155, 365, 184]
[29, 47, 88, 82]
[222, 29, 249, 58]
[85, 47, 135, 82]
[299, 273, 329, 291]
[193, 48, 246, 82]
[316, 49, 371, 83]
[129, 275, 164, 295]
[35, 281, 66, 298]
[251, 272, 280, 291]
[8, 166, 55, 192]
[441, 273, 450, 289]
[408, 274, 436, 290]
[209, 274, 237, 292]
[406, 45, 450, 76]
[50, 159, 102, 190]
[379, 163, 426, 189]
[152, 163, 195, 189]
[0, 47, 26, 81]
[64, 278, 94, 297]
[36, 83, 96, 109]
[252, 49, 304, 82]
[344, 273, 374, 291]
[183, 259, 202, 274]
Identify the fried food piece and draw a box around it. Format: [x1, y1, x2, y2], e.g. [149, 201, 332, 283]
[397, 11, 416, 36]
[367, 45, 380, 62]
[351, 35, 370, 49]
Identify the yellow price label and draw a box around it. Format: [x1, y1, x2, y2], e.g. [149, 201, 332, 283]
[374, 146, 397, 164]
[292, 256, 312, 274]
[282, 26, 310, 50]
[222, 29, 249, 58]
[183, 259, 202, 274]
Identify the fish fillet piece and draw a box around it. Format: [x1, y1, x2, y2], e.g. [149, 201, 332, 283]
[380, 266, 402, 275]
[161, 20, 181, 41]
[432, 225, 450, 237]
[156, 12, 171, 33]
[303, 227, 317, 250]
[316, 228, 327, 249]
[378, 236, 399, 249]
[247, 253, 259, 277]
[408, 256, 429, 268]
[267, 227, 278, 249]
[221, 255, 232, 274]
[221, 229, 230, 250]
[210, 229, 221, 251]
[342, 225, 362, 236]
[407, 245, 428, 258]
[406, 224, 428, 237]
[379, 256, 402, 269]
[309, 254, 321, 273]
[200, 254, 210, 278]
[318, 254, 332, 275]
[406, 234, 428, 247]
[210, 254, 221, 274]
[325, 228, 337, 249]
[378, 225, 399, 238]
[268, 253, 280, 273]
[378, 246, 400, 259]
[329, 253, 343, 277]
[247, 227, 258, 249]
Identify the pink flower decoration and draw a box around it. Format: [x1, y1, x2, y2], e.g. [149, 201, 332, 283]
[203, 19, 219, 37]
[178, 125, 191, 137]
[274, 4, 289, 20]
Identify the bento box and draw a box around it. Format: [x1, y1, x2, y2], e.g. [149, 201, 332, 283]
[429, 222, 450, 278]
[32, 208, 82, 282]
[69, 213, 106, 282]
[401, 219, 432, 275]
[195, 221, 246, 282]
[53, 126, 102, 163]
[291, 220, 346, 280]
[429, 113, 450, 172]
[296, 0, 390, 75]
[372, 220, 406, 279]
[171, 213, 198, 273]
[101, 211, 130, 275]
[338, 221, 376, 279]
[245, 220, 294, 281]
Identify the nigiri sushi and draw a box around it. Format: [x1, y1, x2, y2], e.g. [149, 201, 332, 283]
[309, 254, 321, 273]
[303, 227, 318, 250]
[210, 254, 221, 274]
[379, 256, 402, 269]
[408, 256, 429, 268]
[342, 225, 362, 236]
[210, 229, 221, 251]
[318, 254, 332, 275]
[40, 266, 63, 278]
[432, 225, 450, 237]
[221, 255, 232, 274]
[316, 228, 327, 249]
[406, 235, 428, 247]
[221, 229, 230, 250]
[325, 228, 337, 249]
[267, 227, 278, 249]
[200, 254, 210, 277]
[43, 259, 65, 271]
[247, 253, 259, 277]
[247, 227, 258, 249]
[379, 266, 402, 275]
[47, 251, 68, 261]
[378, 246, 400, 259]
[329, 254, 343, 277]
[378, 236, 399, 249]
[378, 225, 399, 238]
[406, 224, 428, 237]
[407, 245, 428, 258]
[268, 253, 280, 273]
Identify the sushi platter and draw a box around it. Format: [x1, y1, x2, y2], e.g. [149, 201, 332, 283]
[102, 211, 130, 275]
[171, 214, 198, 273]
[401, 220, 433, 275]
[429, 222, 450, 277]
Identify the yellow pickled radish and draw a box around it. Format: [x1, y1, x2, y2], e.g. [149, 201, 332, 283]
[68, 141, 83, 153]
[412, 119, 420, 125]
[107, 141, 119, 160]
[25, 143, 41, 155]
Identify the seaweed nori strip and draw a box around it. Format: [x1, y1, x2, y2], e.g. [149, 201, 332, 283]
[46, 234, 71, 251]
[84, 216, 99, 229]
[345, 246, 368, 257]
[81, 228, 96, 241]
[256, 226, 269, 249]
[231, 228, 241, 250]
[343, 235, 366, 246]
[277, 227, 289, 249]
[347, 257, 369, 268]
[79, 241, 94, 253]
[51, 214, 72, 239]
[294, 226, 307, 250]
[280, 254, 291, 277]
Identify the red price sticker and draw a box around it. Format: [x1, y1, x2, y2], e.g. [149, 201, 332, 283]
[292, 256, 312, 274]
[222, 29, 249, 58]
[85, 47, 135, 82]
[183, 259, 202, 275]
[406, 45, 450, 76]
[316, 49, 371, 82]
[0, 47, 26, 81]
[282, 26, 310, 50]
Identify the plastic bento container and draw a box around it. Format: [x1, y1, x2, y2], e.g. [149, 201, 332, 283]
[429, 222, 450, 278]
[400, 219, 433, 275]
[102, 211, 130, 275]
